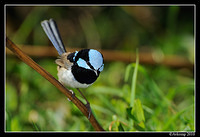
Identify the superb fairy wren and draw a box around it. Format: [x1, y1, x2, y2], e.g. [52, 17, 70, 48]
[41, 19, 104, 119]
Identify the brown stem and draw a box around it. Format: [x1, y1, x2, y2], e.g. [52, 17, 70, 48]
[6, 45, 194, 70]
[6, 37, 105, 131]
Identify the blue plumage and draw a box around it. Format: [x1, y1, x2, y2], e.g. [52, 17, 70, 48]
[88, 49, 104, 72]
[77, 58, 91, 70]
[41, 18, 104, 119]
[41, 19, 104, 87]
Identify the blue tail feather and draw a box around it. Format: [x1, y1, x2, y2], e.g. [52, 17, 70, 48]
[41, 19, 66, 55]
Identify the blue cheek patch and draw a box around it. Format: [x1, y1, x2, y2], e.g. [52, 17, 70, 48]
[89, 49, 104, 71]
[98, 64, 104, 72]
[77, 58, 91, 70]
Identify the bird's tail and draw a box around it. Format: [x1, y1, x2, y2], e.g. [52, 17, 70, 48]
[41, 19, 66, 55]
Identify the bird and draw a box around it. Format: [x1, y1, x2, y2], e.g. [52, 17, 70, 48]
[41, 18, 104, 119]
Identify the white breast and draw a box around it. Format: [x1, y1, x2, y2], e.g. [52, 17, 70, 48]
[57, 67, 92, 88]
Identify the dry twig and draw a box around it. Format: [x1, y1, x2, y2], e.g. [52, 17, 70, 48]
[6, 37, 105, 131]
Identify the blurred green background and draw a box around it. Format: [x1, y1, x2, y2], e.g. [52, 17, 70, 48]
[6, 5, 195, 131]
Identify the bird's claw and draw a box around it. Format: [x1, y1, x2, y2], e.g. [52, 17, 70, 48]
[67, 90, 75, 101]
[86, 102, 91, 119]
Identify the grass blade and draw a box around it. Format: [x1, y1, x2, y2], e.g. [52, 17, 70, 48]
[130, 50, 139, 107]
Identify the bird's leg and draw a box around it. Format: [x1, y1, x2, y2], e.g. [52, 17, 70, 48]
[77, 88, 91, 119]
[67, 90, 75, 101]
[59, 80, 75, 102]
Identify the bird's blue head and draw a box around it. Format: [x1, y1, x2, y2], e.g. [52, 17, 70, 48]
[68, 49, 104, 84]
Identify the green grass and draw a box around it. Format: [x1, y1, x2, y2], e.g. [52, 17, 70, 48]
[6, 54, 194, 131]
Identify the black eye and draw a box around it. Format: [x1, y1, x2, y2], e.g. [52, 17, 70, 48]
[86, 61, 94, 70]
